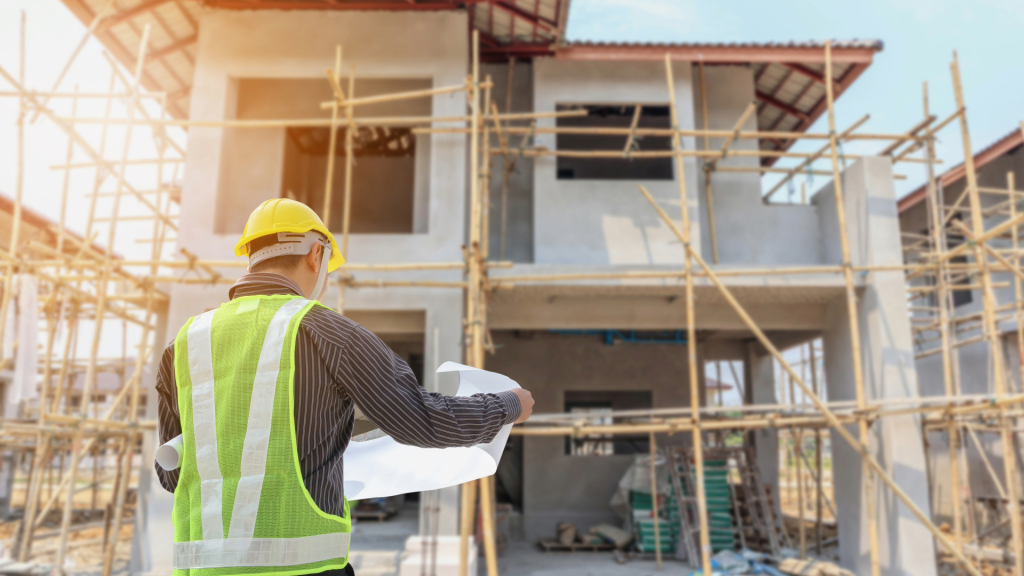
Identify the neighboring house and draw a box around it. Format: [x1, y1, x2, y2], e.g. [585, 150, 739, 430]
[899, 128, 1024, 532]
[58, 2, 935, 574]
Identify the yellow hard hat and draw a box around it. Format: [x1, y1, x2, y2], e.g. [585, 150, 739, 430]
[235, 199, 345, 272]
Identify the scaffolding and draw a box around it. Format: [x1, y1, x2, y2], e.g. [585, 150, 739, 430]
[0, 12, 1020, 576]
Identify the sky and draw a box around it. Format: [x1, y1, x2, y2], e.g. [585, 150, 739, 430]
[0, 0, 1020, 378]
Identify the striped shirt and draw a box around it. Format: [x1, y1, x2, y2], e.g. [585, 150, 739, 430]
[155, 272, 520, 516]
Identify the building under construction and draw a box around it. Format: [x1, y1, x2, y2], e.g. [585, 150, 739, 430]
[0, 2, 1020, 576]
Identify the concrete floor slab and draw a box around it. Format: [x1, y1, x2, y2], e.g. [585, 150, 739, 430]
[350, 503, 695, 576]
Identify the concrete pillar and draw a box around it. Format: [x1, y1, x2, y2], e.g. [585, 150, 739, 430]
[816, 158, 937, 576]
[745, 342, 779, 509]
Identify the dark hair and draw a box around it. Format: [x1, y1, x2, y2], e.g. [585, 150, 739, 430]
[248, 234, 314, 273]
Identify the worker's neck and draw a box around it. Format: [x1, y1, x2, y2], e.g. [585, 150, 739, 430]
[250, 266, 317, 299]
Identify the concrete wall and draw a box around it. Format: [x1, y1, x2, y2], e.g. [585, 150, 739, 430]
[531, 58, 701, 266]
[181, 9, 468, 267]
[816, 157, 937, 576]
[693, 65, 821, 265]
[485, 331, 702, 541]
[483, 61, 534, 263]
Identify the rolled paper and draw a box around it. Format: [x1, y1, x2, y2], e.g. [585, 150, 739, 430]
[156, 434, 184, 471]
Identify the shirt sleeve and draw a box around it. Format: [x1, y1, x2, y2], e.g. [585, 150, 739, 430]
[155, 340, 181, 494]
[308, 316, 521, 449]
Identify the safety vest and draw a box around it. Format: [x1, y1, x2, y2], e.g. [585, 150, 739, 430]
[172, 295, 351, 576]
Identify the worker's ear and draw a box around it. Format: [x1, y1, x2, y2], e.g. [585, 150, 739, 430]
[306, 243, 322, 273]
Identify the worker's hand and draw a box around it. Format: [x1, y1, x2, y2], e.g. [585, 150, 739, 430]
[512, 388, 534, 424]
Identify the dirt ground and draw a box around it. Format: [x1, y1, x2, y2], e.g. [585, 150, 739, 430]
[1, 506, 134, 575]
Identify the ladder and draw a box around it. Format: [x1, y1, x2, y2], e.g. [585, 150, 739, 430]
[665, 447, 699, 564]
[737, 447, 790, 554]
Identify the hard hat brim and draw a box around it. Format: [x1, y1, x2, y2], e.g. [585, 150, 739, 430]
[235, 225, 345, 272]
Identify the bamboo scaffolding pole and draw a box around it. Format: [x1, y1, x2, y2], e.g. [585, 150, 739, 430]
[809, 341, 825, 556]
[0, 90, 161, 100]
[29, 336, 159, 534]
[523, 391, 1021, 426]
[337, 63, 356, 314]
[101, 88, 168, 576]
[480, 78, 493, 262]
[57, 87, 79, 255]
[921, 79, 966, 555]
[68, 112, 930, 144]
[50, 158, 184, 170]
[662, 54, 712, 576]
[906, 213, 1024, 281]
[32, 257, 1023, 278]
[25, 0, 115, 124]
[460, 29, 499, 576]
[796, 426, 806, 558]
[98, 51, 185, 158]
[418, 124, 925, 142]
[795, 346, 807, 559]
[58, 109, 584, 129]
[891, 108, 963, 165]
[36, 259, 472, 271]
[0, 66, 178, 235]
[649, 431, 662, 570]
[322, 46, 343, 227]
[623, 102, 642, 156]
[319, 81, 482, 110]
[1013, 161, 1024, 398]
[635, 182, 982, 574]
[85, 71, 117, 245]
[696, 64, 718, 264]
[880, 114, 936, 157]
[762, 115, 870, 202]
[967, 426, 1007, 501]
[16, 430, 51, 559]
[457, 477, 477, 576]
[17, 286, 64, 559]
[56, 26, 150, 569]
[341, 64, 356, 257]
[950, 51, 1023, 576]
[101, 284, 154, 576]
[477, 145, 916, 166]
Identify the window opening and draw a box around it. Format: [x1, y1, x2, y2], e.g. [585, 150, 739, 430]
[555, 104, 672, 181]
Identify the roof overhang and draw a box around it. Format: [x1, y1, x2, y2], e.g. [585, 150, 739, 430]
[554, 41, 880, 167]
[899, 128, 1024, 214]
[555, 43, 879, 64]
[54, 1, 879, 167]
[57, 0, 571, 118]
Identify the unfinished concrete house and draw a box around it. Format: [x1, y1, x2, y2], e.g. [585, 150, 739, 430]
[2, 1, 1015, 576]
[900, 127, 1024, 559]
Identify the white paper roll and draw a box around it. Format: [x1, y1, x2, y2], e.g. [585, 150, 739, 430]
[341, 361, 519, 500]
[156, 434, 184, 471]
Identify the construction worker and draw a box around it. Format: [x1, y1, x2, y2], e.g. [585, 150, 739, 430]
[155, 198, 534, 576]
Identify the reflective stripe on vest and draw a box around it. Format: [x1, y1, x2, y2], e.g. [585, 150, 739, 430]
[174, 297, 349, 570]
[174, 532, 351, 570]
[186, 309, 225, 542]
